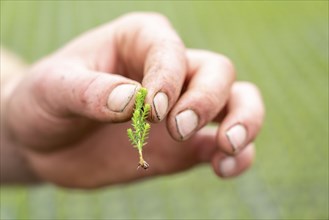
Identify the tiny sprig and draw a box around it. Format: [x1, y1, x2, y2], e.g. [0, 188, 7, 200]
[127, 88, 151, 169]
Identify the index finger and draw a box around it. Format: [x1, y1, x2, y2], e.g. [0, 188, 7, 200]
[114, 13, 187, 122]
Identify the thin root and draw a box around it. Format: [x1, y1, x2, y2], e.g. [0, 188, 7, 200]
[137, 159, 149, 170]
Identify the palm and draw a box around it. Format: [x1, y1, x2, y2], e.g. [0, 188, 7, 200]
[26, 120, 203, 188]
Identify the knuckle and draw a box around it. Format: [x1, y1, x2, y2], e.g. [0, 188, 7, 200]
[244, 110, 264, 133]
[216, 54, 236, 80]
[77, 75, 103, 109]
[145, 12, 170, 24]
[122, 12, 170, 26]
[191, 90, 220, 120]
[250, 112, 263, 130]
[255, 117, 264, 131]
[238, 81, 261, 93]
[201, 51, 236, 81]
[30, 62, 60, 96]
[118, 12, 178, 50]
[237, 82, 265, 118]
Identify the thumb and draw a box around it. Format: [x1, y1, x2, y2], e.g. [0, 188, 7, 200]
[6, 64, 141, 151]
[34, 65, 141, 122]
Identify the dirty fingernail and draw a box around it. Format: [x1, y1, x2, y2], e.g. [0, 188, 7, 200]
[226, 124, 247, 152]
[107, 84, 137, 112]
[175, 109, 198, 139]
[219, 157, 236, 177]
[153, 92, 168, 121]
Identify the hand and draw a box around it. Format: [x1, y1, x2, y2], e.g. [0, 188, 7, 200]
[4, 13, 264, 188]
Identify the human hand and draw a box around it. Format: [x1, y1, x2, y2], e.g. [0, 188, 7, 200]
[4, 13, 264, 188]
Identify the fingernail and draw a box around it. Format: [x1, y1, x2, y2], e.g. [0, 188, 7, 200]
[107, 84, 137, 112]
[226, 124, 247, 152]
[153, 92, 168, 121]
[219, 157, 236, 177]
[175, 109, 198, 139]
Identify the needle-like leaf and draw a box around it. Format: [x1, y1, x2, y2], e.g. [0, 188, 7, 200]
[126, 88, 151, 169]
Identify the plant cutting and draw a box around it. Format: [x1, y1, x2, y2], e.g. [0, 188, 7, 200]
[127, 87, 151, 169]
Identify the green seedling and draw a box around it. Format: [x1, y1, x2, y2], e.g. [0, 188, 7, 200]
[127, 88, 151, 170]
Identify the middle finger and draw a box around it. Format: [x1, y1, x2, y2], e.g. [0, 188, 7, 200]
[167, 49, 235, 140]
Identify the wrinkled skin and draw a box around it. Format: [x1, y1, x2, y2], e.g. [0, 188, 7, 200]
[3, 13, 264, 188]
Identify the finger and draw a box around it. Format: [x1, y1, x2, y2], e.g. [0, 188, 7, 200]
[8, 63, 141, 151]
[114, 13, 187, 122]
[167, 49, 235, 140]
[212, 143, 255, 178]
[32, 62, 141, 122]
[217, 82, 265, 155]
[52, 13, 186, 122]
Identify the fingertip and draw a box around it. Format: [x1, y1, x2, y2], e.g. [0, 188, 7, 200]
[143, 77, 179, 122]
[216, 82, 265, 154]
[212, 143, 255, 179]
[107, 84, 138, 112]
[217, 157, 237, 178]
[165, 50, 237, 141]
[152, 91, 169, 122]
[104, 82, 143, 122]
[217, 123, 248, 155]
[70, 71, 142, 122]
[166, 108, 199, 141]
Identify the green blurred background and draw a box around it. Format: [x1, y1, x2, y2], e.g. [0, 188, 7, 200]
[0, 1, 328, 219]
